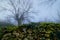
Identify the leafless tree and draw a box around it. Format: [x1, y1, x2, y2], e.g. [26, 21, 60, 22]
[54, 10, 60, 23]
[40, 0, 57, 7]
[0, 0, 34, 26]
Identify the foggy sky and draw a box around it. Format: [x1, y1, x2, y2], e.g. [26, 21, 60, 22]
[0, 0, 60, 23]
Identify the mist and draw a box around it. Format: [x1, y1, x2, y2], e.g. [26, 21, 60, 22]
[0, 0, 60, 24]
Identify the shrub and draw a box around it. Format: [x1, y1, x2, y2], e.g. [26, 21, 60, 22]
[0, 22, 60, 40]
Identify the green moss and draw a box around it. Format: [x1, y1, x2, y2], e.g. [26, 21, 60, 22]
[0, 22, 60, 40]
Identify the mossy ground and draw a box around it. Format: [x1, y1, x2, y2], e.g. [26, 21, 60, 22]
[0, 22, 60, 40]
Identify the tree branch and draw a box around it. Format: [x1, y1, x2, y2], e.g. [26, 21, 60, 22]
[8, 0, 16, 13]
[0, 6, 15, 14]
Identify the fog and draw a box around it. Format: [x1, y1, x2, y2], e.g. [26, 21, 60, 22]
[0, 0, 60, 23]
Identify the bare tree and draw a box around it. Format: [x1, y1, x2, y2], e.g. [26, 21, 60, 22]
[0, 0, 34, 26]
[40, 0, 57, 7]
[54, 10, 60, 23]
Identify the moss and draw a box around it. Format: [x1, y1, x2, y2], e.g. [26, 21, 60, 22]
[0, 22, 60, 40]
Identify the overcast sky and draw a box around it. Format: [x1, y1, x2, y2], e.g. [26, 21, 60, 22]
[0, 0, 60, 23]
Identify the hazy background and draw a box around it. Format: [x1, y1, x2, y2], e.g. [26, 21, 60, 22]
[0, 0, 60, 23]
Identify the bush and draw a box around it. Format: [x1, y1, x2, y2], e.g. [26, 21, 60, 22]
[0, 22, 60, 40]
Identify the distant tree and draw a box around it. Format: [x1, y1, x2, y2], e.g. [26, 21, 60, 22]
[56, 11, 60, 23]
[40, 0, 57, 6]
[0, 21, 14, 27]
[0, 0, 35, 27]
[53, 10, 60, 23]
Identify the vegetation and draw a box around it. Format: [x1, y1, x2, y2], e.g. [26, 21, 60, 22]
[0, 22, 60, 40]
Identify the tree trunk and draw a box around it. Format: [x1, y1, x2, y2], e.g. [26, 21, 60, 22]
[18, 20, 22, 27]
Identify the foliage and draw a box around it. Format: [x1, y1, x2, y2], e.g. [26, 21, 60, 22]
[0, 22, 60, 40]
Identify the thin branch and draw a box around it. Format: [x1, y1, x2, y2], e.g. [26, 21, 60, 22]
[0, 6, 15, 14]
[8, 0, 16, 13]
